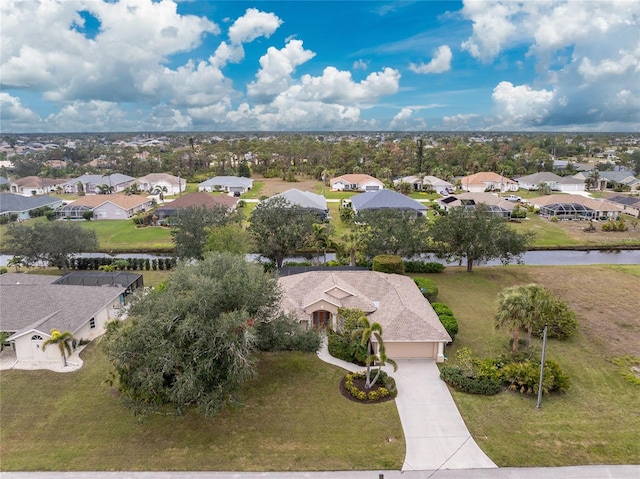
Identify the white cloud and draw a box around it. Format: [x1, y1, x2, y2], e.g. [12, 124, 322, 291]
[492, 81, 554, 126]
[0, 93, 43, 130]
[389, 108, 413, 129]
[46, 100, 132, 132]
[353, 59, 368, 70]
[442, 113, 479, 126]
[410, 45, 453, 74]
[228, 8, 282, 44]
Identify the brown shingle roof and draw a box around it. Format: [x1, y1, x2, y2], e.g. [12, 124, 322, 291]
[156, 192, 238, 211]
[68, 194, 152, 209]
[459, 172, 516, 185]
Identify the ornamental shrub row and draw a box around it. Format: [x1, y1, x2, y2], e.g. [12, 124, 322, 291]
[65, 256, 175, 271]
[431, 302, 458, 342]
[372, 255, 405, 274]
[439, 366, 502, 395]
[403, 261, 445, 273]
[343, 371, 397, 401]
[414, 277, 438, 302]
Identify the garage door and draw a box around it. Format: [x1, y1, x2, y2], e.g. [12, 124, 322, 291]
[385, 342, 436, 359]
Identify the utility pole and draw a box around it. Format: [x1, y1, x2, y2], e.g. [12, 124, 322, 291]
[536, 325, 548, 409]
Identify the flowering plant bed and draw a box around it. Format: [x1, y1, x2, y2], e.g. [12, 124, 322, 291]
[340, 371, 397, 403]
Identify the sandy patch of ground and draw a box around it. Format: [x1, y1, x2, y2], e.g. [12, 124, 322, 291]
[252, 175, 321, 197]
[527, 265, 640, 357]
[0, 346, 84, 373]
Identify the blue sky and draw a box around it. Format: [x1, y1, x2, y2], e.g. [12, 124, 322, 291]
[1, 0, 638, 132]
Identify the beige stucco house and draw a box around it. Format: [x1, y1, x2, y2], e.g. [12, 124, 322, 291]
[279, 271, 451, 361]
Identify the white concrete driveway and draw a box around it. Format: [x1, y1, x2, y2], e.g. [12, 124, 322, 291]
[317, 342, 496, 471]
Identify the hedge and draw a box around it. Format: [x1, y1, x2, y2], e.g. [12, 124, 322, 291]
[403, 261, 445, 273]
[439, 366, 502, 395]
[413, 277, 438, 301]
[372, 255, 404, 274]
[438, 314, 459, 341]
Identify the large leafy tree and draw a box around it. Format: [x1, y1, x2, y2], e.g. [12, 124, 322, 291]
[352, 316, 398, 389]
[356, 209, 429, 259]
[42, 330, 75, 367]
[171, 205, 242, 260]
[429, 204, 534, 272]
[103, 253, 282, 416]
[5, 221, 98, 273]
[248, 196, 318, 267]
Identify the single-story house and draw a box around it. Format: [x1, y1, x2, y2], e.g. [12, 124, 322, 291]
[154, 192, 238, 222]
[198, 176, 253, 194]
[459, 172, 518, 193]
[438, 192, 515, 219]
[0, 273, 132, 362]
[0, 193, 64, 220]
[61, 173, 135, 195]
[133, 173, 186, 196]
[271, 189, 329, 220]
[528, 194, 624, 220]
[600, 195, 640, 218]
[330, 174, 384, 192]
[57, 194, 154, 220]
[350, 189, 427, 217]
[279, 271, 451, 361]
[9, 176, 68, 196]
[393, 175, 453, 194]
[515, 172, 585, 193]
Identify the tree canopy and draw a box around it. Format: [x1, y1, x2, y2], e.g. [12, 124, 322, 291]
[171, 205, 242, 260]
[248, 196, 318, 267]
[429, 204, 534, 272]
[103, 253, 282, 416]
[356, 209, 429, 259]
[5, 221, 98, 273]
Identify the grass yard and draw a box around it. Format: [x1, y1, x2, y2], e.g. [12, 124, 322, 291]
[78, 220, 173, 252]
[424, 265, 640, 466]
[0, 347, 404, 471]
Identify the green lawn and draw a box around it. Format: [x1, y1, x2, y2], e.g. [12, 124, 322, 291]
[0, 346, 404, 471]
[510, 214, 580, 248]
[422, 265, 640, 466]
[78, 220, 173, 252]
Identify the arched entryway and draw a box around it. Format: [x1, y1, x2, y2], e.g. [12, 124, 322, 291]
[312, 310, 331, 329]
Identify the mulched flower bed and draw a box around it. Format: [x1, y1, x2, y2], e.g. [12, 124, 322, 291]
[339, 375, 395, 404]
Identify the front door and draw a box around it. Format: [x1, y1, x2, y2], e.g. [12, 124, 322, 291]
[312, 310, 331, 329]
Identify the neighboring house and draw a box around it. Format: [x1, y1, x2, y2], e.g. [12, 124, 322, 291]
[9, 176, 67, 196]
[350, 189, 427, 217]
[529, 194, 624, 220]
[62, 173, 135, 195]
[438, 192, 515, 219]
[271, 189, 329, 220]
[515, 172, 585, 193]
[198, 176, 253, 194]
[279, 271, 451, 361]
[393, 175, 453, 194]
[133, 173, 185, 196]
[57, 194, 154, 220]
[459, 172, 518, 193]
[0, 193, 63, 220]
[605, 195, 640, 218]
[598, 171, 640, 191]
[330, 174, 384, 192]
[154, 192, 238, 222]
[0, 272, 137, 362]
[0, 177, 10, 188]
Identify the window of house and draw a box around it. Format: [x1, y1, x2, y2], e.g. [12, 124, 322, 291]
[31, 335, 43, 341]
[89, 318, 96, 329]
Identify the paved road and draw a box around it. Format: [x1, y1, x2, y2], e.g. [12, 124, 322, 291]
[317, 343, 496, 471]
[3, 466, 640, 478]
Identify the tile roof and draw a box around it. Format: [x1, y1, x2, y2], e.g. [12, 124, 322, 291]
[0, 273, 124, 337]
[351, 189, 427, 212]
[459, 172, 517, 185]
[66, 194, 152, 209]
[279, 271, 450, 342]
[11, 176, 67, 188]
[330, 174, 383, 185]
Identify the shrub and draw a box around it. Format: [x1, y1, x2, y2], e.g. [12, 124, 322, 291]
[255, 316, 322, 353]
[403, 261, 445, 273]
[535, 300, 578, 340]
[413, 277, 438, 301]
[438, 314, 459, 341]
[372, 255, 404, 274]
[439, 366, 502, 395]
[82, 210, 94, 221]
[0, 267, 7, 275]
[431, 303, 453, 316]
[0, 216, 9, 225]
[327, 331, 355, 362]
[496, 357, 570, 395]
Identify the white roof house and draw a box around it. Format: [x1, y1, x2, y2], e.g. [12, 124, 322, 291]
[134, 173, 186, 196]
[350, 189, 428, 216]
[330, 174, 384, 192]
[271, 189, 329, 220]
[279, 271, 451, 361]
[198, 176, 253, 193]
[62, 174, 135, 195]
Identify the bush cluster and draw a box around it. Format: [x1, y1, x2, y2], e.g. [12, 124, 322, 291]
[372, 255, 404, 274]
[602, 219, 628, 231]
[403, 261, 445, 273]
[255, 316, 321, 353]
[413, 277, 438, 301]
[439, 366, 502, 395]
[431, 302, 459, 342]
[65, 256, 175, 271]
[343, 371, 397, 401]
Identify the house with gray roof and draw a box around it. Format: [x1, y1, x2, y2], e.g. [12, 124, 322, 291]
[350, 189, 427, 216]
[198, 176, 253, 194]
[438, 192, 516, 219]
[62, 173, 135, 195]
[0, 193, 63, 220]
[279, 271, 451, 361]
[271, 189, 329, 220]
[515, 172, 585, 193]
[0, 273, 127, 363]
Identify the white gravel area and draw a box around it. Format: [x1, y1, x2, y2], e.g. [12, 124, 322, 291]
[0, 347, 85, 373]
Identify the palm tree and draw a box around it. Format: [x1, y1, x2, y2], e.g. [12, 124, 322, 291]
[309, 223, 333, 265]
[352, 316, 398, 389]
[42, 330, 75, 367]
[7, 256, 24, 272]
[519, 284, 552, 348]
[339, 228, 369, 267]
[0, 331, 9, 352]
[494, 287, 528, 352]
